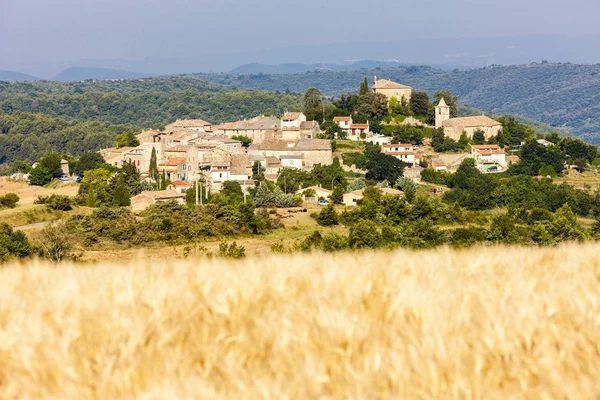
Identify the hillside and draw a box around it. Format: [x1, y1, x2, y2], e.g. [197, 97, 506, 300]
[0, 70, 40, 82]
[52, 67, 148, 81]
[196, 63, 600, 144]
[2, 245, 600, 398]
[229, 60, 408, 74]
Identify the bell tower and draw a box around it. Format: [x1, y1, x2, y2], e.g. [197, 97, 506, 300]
[435, 98, 450, 129]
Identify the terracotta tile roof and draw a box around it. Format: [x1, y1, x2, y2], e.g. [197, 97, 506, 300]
[159, 157, 186, 166]
[382, 144, 412, 148]
[137, 190, 185, 200]
[309, 139, 332, 151]
[282, 112, 303, 120]
[351, 124, 369, 129]
[265, 156, 281, 166]
[165, 145, 190, 152]
[171, 180, 193, 187]
[443, 116, 501, 128]
[333, 116, 352, 122]
[372, 79, 412, 90]
[300, 120, 319, 130]
[167, 119, 212, 128]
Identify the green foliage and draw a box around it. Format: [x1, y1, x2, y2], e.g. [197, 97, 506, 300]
[347, 178, 366, 191]
[410, 92, 431, 116]
[538, 163, 557, 178]
[421, 169, 453, 185]
[348, 220, 381, 249]
[35, 194, 73, 211]
[509, 139, 566, 176]
[231, 135, 253, 148]
[365, 151, 406, 183]
[395, 176, 417, 202]
[115, 132, 140, 148]
[472, 130, 485, 145]
[112, 176, 131, 207]
[359, 77, 369, 96]
[0, 192, 19, 208]
[70, 151, 106, 177]
[219, 241, 246, 259]
[0, 223, 33, 262]
[329, 185, 344, 204]
[254, 183, 276, 207]
[276, 167, 311, 193]
[149, 147, 158, 179]
[304, 88, 323, 110]
[316, 205, 339, 226]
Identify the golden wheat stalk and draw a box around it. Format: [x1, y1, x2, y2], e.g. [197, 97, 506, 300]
[1, 244, 600, 399]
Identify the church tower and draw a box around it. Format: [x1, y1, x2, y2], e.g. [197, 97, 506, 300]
[435, 98, 450, 129]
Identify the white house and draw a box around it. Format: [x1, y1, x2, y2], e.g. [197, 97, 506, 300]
[381, 144, 422, 167]
[471, 145, 506, 172]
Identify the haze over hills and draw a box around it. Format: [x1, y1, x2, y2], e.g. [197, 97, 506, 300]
[3, 35, 600, 78]
[0, 71, 41, 82]
[51, 67, 148, 81]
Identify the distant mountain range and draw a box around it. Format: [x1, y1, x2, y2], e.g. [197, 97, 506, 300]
[0, 70, 41, 82]
[229, 61, 415, 74]
[51, 67, 148, 81]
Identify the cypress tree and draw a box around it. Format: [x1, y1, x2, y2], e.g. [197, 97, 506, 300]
[149, 147, 158, 179]
[86, 185, 95, 208]
[112, 177, 131, 206]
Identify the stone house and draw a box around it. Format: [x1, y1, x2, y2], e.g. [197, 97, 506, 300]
[219, 116, 281, 144]
[343, 187, 404, 206]
[295, 186, 333, 202]
[372, 77, 413, 104]
[130, 190, 186, 212]
[247, 138, 332, 170]
[158, 157, 189, 181]
[165, 119, 212, 133]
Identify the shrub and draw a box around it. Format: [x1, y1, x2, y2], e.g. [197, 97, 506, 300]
[316, 205, 339, 226]
[0, 223, 33, 262]
[219, 241, 246, 259]
[37, 222, 73, 262]
[0, 193, 20, 208]
[37, 194, 73, 211]
[348, 220, 381, 249]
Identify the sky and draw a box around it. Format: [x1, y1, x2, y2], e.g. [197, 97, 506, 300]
[1, 0, 600, 74]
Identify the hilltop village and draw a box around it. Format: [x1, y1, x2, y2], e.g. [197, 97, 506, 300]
[90, 77, 523, 209]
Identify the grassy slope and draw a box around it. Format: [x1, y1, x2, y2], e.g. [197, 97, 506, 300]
[2, 244, 600, 398]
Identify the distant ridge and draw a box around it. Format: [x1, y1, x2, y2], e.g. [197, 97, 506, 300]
[0, 70, 40, 82]
[229, 60, 410, 75]
[52, 67, 147, 81]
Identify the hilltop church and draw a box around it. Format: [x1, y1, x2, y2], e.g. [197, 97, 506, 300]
[372, 77, 413, 104]
[435, 98, 502, 140]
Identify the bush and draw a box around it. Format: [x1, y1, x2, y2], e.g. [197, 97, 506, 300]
[0, 223, 33, 262]
[0, 193, 20, 208]
[316, 205, 339, 226]
[36, 194, 73, 211]
[219, 241, 246, 259]
[348, 220, 381, 249]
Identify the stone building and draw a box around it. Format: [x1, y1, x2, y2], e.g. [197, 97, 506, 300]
[372, 77, 413, 104]
[435, 99, 502, 141]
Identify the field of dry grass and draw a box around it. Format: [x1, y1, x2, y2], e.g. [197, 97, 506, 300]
[0, 177, 79, 205]
[2, 244, 600, 398]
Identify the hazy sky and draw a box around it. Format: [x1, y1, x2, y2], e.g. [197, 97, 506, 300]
[1, 0, 599, 67]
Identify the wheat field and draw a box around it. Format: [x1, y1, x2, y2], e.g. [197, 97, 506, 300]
[1, 245, 600, 399]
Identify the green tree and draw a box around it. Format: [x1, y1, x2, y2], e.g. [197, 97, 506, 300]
[71, 151, 106, 177]
[254, 183, 275, 207]
[410, 92, 431, 116]
[0, 223, 32, 262]
[28, 166, 54, 186]
[231, 135, 253, 148]
[317, 205, 339, 226]
[329, 185, 344, 205]
[0, 193, 19, 208]
[366, 152, 406, 183]
[112, 176, 131, 207]
[303, 88, 323, 110]
[472, 130, 485, 145]
[395, 176, 417, 203]
[348, 219, 381, 248]
[359, 77, 369, 96]
[149, 147, 158, 179]
[115, 132, 140, 148]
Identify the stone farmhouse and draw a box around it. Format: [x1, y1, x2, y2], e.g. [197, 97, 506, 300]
[435, 99, 502, 141]
[130, 190, 185, 212]
[372, 77, 413, 104]
[248, 138, 333, 174]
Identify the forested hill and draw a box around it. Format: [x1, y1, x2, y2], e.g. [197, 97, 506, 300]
[195, 63, 600, 144]
[0, 77, 302, 128]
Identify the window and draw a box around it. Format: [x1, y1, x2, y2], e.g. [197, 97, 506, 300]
[182, 164, 186, 170]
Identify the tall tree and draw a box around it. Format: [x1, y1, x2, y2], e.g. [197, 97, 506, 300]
[149, 147, 158, 179]
[303, 88, 323, 111]
[410, 92, 431, 116]
[359, 77, 370, 96]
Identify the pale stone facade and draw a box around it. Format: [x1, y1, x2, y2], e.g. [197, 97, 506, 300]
[442, 116, 502, 141]
[435, 98, 451, 129]
[372, 77, 412, 104]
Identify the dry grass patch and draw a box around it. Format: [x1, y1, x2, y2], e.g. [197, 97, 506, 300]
[2, 245, 600, 398]
[0, 177, 79, 205]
